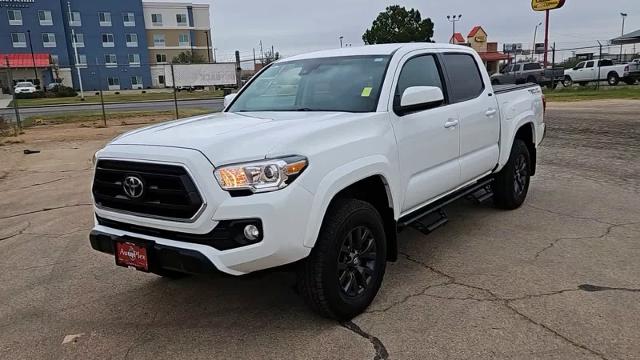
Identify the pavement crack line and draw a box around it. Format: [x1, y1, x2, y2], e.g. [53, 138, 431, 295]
[0, 221, 31, 241]
[397, 252, 610, 360]
[342, 321, 389, 360]
[534, 221, 640, 259]
[0, 203, 92, 220]
[525, 204, 619, 226]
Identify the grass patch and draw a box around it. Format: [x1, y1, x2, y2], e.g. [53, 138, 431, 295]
[22, 108, 213, 127]
[11, 90, 224, 107]
[544, 85, 640, 102]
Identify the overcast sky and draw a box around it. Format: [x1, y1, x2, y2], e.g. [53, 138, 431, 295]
[146, 0, 639, 61]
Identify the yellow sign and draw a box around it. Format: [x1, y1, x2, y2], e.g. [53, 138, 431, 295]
[475, 35, 486, 43]
[531, 0, 566, 11]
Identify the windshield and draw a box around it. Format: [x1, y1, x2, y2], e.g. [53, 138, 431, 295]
[16, 82, 33, 87]
[228, 55, 391, 113]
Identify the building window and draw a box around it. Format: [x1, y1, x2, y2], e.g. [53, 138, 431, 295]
[8, 9, 22, 25]
[126, 33, 138, 47]
[38, 10, 53, 26]
[123, 12, 135, 27]
[158, 75, 165, 85]
[105, 54, 117, 67]
[99, 12, 112, 26]
[77, 54, 87, 67]
[42, 33, 57, 48]
[73, 33, 84, 48]
[70, 11, 81, 26]
[11, 32, 26, 48]
[176, 14, 188, 26]
[178, 33, 190, 47]
[128, 53, 140, 66]
[153, 34, 165, 47]
[102, 33, 114, 47]
[107, 76, 120, 90]
[156, 54, 167, 63]
[131, 75, 143, 89]
[151, 13, 162, 26]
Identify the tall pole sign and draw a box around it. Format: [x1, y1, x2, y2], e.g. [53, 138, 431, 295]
[531, 0, 566, 67]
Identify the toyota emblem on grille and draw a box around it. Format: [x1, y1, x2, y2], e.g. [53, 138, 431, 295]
[123, 176, 144, 199]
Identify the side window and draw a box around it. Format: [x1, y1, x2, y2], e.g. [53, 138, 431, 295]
[585, 61, 594, 68]
[523, 63, 541, 71]
[394, 55, 444, 111]
[443, 53, 485, 103]
[575, 62, 585, 69]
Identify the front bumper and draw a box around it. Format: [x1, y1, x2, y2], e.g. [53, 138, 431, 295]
[92, 144, 315, 276]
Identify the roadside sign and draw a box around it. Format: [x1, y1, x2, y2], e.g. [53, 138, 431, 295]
[164, 63, 237, 87]
[531, 0, 566, 11]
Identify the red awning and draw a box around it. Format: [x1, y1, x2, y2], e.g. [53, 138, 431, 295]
[0, 53, 51, 68]
[478, 52, 511, 62]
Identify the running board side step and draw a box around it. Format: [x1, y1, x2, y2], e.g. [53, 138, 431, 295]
[397, 178, 494, 233]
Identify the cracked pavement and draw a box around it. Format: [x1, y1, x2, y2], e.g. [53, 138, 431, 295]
[1, 99, 639, 359]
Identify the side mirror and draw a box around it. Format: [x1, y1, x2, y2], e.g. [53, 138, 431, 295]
[398, 86, 444, 114]
[223, 93, 237, 108]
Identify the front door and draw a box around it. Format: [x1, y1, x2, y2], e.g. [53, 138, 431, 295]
[390, 53, 461, 213]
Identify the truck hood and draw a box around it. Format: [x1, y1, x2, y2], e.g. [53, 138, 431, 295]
[109, 111, 376, 165]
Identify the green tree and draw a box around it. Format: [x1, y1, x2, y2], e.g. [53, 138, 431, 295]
[363, 5, 434, 45]
[172, 51, 206, 64]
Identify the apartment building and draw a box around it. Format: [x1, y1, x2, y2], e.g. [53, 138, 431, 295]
[143, 2, 212, 87]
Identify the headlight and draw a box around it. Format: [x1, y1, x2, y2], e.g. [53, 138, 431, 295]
[214, 156, 308, 194]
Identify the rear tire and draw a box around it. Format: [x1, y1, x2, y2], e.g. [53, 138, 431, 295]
[562, 76, 573, 87]
[492, 140, 531, 210]
[297, 199, 387, 320]
[624, 78, 637, 85]
[607, 73, 620, 86]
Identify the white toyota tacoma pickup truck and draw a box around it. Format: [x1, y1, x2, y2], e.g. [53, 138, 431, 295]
[90, 43, 545, 320]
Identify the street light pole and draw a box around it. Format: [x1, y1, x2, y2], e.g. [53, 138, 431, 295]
[446, 15, 463, 44]
[339, 36, 344, 48]
[532, 22, 542, 61]
[26, 30, 39, 89]
[620, 13, 628, 61]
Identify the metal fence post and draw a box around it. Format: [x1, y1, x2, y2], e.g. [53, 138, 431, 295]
[551, 42, 556, 89]
[5, 57, 21, 133]
[597, 41, 603, 91]
[170, 63, 179, 119]
[235, 51, 242, 89]
[95, 61, 107, 127]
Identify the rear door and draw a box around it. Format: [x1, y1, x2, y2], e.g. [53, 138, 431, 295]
[441, 52, 500, 184]
[390, 51, 461, 212]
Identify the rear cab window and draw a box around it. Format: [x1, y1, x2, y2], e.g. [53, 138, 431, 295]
[523, 63, 542, 71]
[442, 53, 485, 103]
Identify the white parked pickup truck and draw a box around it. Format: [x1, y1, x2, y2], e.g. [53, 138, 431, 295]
[90, 44, 545, 320]
[563, 59, 640, 86]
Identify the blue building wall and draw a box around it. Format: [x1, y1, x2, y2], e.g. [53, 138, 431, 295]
[62, 0, 152, 91]
[0, 0, 151, 90]
[0, 0, 71, 86]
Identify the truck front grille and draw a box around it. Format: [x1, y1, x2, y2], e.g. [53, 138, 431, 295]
[92, 160, 204, 221]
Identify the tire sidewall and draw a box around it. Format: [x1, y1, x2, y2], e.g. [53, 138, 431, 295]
[505, 141, 531, 206]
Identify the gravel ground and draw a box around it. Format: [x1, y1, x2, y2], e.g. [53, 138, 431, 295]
[0, 100, 639, 360]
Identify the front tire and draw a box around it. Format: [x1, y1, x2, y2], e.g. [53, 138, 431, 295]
[562, 76, 573, 87]
[492, 139, 531, 210]
[607, 73, 620, 86]
[297, 199, 387, 320]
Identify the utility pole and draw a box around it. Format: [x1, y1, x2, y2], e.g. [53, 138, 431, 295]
[620, 13, 628, 62]
[543, 10, 550, 67]
[532, 22, 542, 61]
[26, 30, 39, 89]
[446, 15, 462, 44]
[259, 41, 264, 65]
[68, 2, 84, 100]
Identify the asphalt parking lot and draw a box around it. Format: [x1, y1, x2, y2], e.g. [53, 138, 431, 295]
[1, 100, 639, 360]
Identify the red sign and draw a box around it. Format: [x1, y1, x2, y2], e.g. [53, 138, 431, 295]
[116, 242, 149, 271]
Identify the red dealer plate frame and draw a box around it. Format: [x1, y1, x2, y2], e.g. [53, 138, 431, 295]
[115, 241, 149, 272]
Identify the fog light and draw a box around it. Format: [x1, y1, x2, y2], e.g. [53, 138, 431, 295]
[244, 224, 260, 241]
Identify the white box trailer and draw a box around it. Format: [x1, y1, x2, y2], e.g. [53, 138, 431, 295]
[161, 63, 237, 88]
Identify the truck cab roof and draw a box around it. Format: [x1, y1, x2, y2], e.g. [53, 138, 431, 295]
[283, 43, 474, 61]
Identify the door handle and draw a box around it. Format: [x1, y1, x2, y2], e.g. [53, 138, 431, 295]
[485, 108, 497, 117]
[444, 119, 459, 129]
